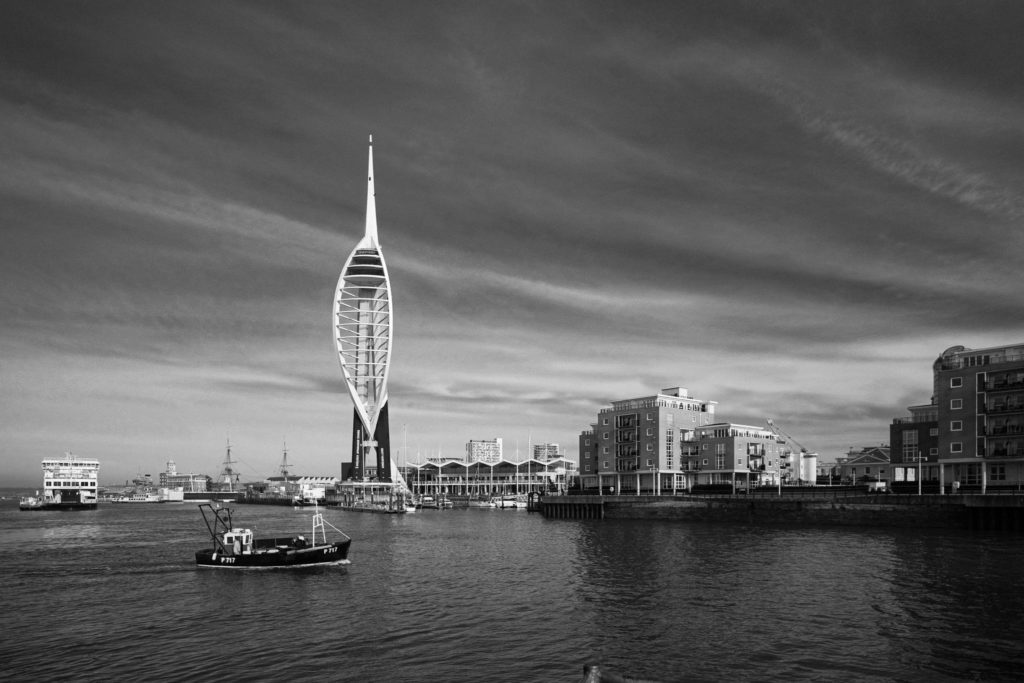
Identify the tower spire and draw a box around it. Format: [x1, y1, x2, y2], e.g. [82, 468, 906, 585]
[365, 134, 378, 245]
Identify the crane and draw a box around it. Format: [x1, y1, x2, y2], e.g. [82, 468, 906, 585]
[765, 418, 810, 454]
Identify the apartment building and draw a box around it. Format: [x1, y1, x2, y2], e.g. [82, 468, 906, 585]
[533, 443, 561, 461]
[578, 387, 717, 493]
[466, 437, 503, 463]
[891, 343, 1024, 491]
[689, 423, 788, 488]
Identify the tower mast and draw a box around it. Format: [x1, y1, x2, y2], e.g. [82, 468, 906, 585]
[333, 136, 405, 492]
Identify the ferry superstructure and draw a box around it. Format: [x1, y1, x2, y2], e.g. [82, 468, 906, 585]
[21, 453, 100, 510]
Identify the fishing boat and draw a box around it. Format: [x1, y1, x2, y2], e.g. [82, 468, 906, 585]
[194, 503, 351, 569]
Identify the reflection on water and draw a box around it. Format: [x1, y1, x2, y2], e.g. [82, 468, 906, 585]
[1, 501, 1022, 682]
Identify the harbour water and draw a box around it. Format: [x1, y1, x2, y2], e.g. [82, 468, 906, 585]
[2, 493, 1023, 682]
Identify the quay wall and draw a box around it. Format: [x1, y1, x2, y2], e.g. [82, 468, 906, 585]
[540, 494, 1024, 531]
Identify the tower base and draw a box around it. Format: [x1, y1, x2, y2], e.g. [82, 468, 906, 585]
[349, 403, 391, 481]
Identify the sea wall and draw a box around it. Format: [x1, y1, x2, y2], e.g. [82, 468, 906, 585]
[540, 494, 1024, 530]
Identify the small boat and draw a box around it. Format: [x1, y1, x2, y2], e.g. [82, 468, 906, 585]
[19, 495, 45, 511]
[490, 495, 527, 509]
[337, 498, 405, 514]
[417, 495, 440, 509]
[194, 503, 351, 569]
[111, 492, 161, 503]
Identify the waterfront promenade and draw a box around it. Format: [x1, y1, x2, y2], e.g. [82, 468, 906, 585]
[539, 490, 1024, 530]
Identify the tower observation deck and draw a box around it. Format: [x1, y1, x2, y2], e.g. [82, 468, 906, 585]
[333, 136, 407, 492]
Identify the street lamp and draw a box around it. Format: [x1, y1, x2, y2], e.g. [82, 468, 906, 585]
[916, 450, 924, 496]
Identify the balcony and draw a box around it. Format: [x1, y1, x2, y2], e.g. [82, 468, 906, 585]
[985, 379, 1024, 392]
[937, 350, 1024, 370]
[985, 404, 1024, 415]
[987, 426, 1024, 436]
[892, 416, 935, 425]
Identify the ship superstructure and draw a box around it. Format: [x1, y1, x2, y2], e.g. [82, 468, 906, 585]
[22, 453, 100, 510]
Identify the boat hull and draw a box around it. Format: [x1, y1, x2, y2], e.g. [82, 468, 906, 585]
[20, 499, 97, 511]
[195, 539, 351, 568]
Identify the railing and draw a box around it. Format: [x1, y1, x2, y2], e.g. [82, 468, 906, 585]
[985, 404, 1024, 414]
[892, 416, 935, 425]
[985, 379, 1024, 391]
[987, 426, 1024, 436]
[937, 350, 1024, 370]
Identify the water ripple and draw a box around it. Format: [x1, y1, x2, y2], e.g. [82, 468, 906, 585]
[2, 503, 1024, 682]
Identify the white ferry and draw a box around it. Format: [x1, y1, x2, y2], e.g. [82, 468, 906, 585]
[20, 453, 100, 511]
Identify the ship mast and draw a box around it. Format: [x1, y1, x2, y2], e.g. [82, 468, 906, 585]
[280, 440, 291, 480]
[220, 438, 240, 492]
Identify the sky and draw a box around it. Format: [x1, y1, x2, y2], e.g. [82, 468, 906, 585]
[2, 1, 1023, 486]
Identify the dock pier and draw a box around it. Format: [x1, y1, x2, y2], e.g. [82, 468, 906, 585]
[539, 492, 1024, 531]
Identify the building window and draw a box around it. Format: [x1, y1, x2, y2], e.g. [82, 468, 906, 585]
[930, 448, 938, 456]
[646, 443, 653, 451]
[646, 428, 653, 436]
[950, 399, 963, 410]
[716, 443, 726, 455]
[929, 428, 938, 437]
[646, 459, 653, 467]
[951, 420, 963, 431]
[702, 459, 708, 466]
[585, 465, 591, 472]
[716, 454, 724, 469]
[950, 377, 962, 388]
[584, 439, 590, 446]
[602, 418, 608, 425]
[602, 432, 609, 439]
[951, 442, 963, 453]
[646, 412, 653, 421]
[991, 464, 1006, 481]
[737, 457, 744, 466]
[603, 461, 609, 469]
[602, 447, 608, 454]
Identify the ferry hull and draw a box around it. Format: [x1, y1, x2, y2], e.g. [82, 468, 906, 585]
[20, 501, 98, 511]
[195, 539, 351, 568]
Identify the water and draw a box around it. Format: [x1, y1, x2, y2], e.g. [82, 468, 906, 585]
[1, 495, 1022, 682]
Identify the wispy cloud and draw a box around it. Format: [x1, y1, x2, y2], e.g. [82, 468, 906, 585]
[2, 2, 1023, 483]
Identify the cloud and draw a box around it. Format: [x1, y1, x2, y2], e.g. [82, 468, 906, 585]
[3, 2, 1024, 484]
